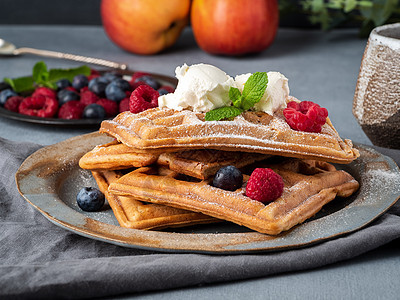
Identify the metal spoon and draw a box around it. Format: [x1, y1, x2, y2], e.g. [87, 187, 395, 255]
[0, 38, 128, 70]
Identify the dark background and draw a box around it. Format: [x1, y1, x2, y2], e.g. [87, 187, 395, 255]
[0, 0, 102, 25]
[0, 0, 310, 27]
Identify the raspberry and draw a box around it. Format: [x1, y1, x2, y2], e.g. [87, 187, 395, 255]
[129, 85, 159, 114]
[32, 87, 57, 99]
[80, 90, 99, 106]
[19, 95, 58, 118]
[58, 101, 84, 119]
[65, 86, 78, 93]
[4, 96, 24, 112]
[245, 168, 284, 203]
[283, 101, 328, 133]
[119, 97, 130, 113]
[96, 98, 118, 117]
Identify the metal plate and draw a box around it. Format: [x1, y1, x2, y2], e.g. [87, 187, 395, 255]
[0, 70, 177, 127]
[15, 132, 400, 254]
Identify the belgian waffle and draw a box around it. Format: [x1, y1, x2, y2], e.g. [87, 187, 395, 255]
[92, 169, 216, 230]
[100, 100, 359, 164]
[79, 140, 159, 170]
[80, 141, 270, 179]
[108, 158, 359, 235]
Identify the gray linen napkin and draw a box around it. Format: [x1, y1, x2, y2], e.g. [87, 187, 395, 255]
[1, 138, 399, 299]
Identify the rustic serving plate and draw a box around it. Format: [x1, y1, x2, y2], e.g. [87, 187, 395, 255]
[15, 132, 400, 254]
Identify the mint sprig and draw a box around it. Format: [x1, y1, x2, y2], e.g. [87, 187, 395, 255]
[205, 72, 268, 121]
[3, 61, 91, 93]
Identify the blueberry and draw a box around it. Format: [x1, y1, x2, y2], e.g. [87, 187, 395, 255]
[0, 89, 17, 106]
[76, 187, 105, 212]
[105, 82, 126, 102]
[212, 166, 243, 191]
[111, 78, 130, 91]
[102, 72, 122, 83]
[83, 103, 106, 119]
[158, 88, 170, 96]
[72, 74, 88, 90]
[135, 75, 161, 90]
[88, 77, 108, 97]
[56, 79, 71, 90]
[57, 89, 80, 106]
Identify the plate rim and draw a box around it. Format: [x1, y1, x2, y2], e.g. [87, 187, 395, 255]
[15, 132, 400, 254]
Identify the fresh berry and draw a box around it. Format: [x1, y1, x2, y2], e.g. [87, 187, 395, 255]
[129, 72, 150, 86]
[96, 98, 118, 117]
[110, 78, 130, 91]
[65, 86, 78, 93]
[0, 89, 18, 106]
[56, 79, 71, 90]
[58, 101, 85, 119]
[105, 82, 126, 102]
[157, 85, 175, 95]
[83, 103, 106, 119]
[19, 95, 58, 118]
[32, 87, 57, 99]
[283, 101, 328, 133]
[90, 69, 101, 77]
[213, 166, 243, 191]
[88, 77, 108, 97]
[57, 89, 80, 106]
[102, 72, 122, 83]
[72, 74, 89, 90]
[119, 97, 130, 112]
[245, 168, 284, 203]
[4, 96, 24, 112]
[134, 75, 161, 90]
[76, 187, 105, 212]
[129, 85, 159, 114]
[80, 90, 99, 106]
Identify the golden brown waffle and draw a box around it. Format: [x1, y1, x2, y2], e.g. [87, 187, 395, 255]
[92, 169, 216, 230]
[80, 141, 270, 179]
[157, 150, 270, 179]
[100, 103, 359, 164]
[108, 158, 359, 235]
[79, 140, 159, 170]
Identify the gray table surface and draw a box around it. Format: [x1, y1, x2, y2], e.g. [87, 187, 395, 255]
[1, 25, 399, 299]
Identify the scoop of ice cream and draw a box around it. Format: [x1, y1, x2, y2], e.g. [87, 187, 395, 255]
[158, 63, 234, 112]
[234, 71, 289, 115]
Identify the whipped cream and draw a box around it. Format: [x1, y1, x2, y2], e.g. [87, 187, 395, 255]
[234, 71, 289, 115]
[158, 63, 234, 112]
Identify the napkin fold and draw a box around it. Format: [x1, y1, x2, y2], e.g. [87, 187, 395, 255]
[0, 137, 399, 299]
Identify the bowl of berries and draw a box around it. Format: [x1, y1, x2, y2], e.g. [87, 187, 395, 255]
[0, 62, 177, 126]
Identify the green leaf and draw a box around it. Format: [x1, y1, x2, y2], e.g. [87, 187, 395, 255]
[3, 76, 35, 93]
[205, 106, 243, 121]
[32, 61, 49, 85]
[49, 65, 91, 82]
[3, 63, 92, 93]
[240, 72, 268, 110]
[229, 87, 242, 107]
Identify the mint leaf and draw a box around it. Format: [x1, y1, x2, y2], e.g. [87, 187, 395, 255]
[4, 76, 35, 93]
[3, 63, 92, 93]
[49, 65, 91, 82]
[241, 72, 268, 110]
[32, 61, 49, 85]
[205, 106, 243, 121]
[229, 87, 243, 108]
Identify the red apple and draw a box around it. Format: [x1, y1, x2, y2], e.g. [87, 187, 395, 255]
[191, 0, 279, 56]
[101, 0, 190, 55]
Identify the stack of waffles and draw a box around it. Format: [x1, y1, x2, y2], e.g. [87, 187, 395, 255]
[79, 99, 360, 235]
